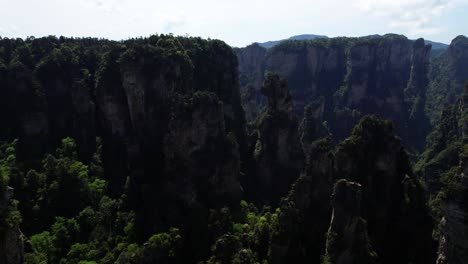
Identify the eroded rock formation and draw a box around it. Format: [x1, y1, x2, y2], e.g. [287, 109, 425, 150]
[236, 35, 435, 149]
[0, 186, 24, 264]
[436, 173, 468, 264]
[250, 73, 304, 202]
[270, 116, 435, 264]
[334, 116, 434, 264]
[324, 179, 376, 264]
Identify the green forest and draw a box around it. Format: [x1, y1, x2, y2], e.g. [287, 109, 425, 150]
[0, 33, 467, 264]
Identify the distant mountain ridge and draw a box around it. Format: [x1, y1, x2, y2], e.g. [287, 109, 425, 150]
[256, 34, 328, 48]
[253, 33, 448, 50]
[235, 33, 468, 151]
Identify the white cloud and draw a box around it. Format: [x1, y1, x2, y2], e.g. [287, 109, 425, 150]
[0, 24, 22, 37]
[79, 0, 125, 14]
[355, 0, 465, 36]
[0, 0, 465, 46]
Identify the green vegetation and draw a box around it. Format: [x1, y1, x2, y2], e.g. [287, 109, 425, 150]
[0, 137, 188, 264]
[415, 83, 468, 238]
[206, 201, 280, 263]
[0, 33, 466, 263]
[0, 140, 22, 232]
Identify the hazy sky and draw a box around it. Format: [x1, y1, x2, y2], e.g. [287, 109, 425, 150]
[0, 0, 467, 47]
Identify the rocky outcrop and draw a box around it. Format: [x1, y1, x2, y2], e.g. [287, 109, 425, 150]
[36, 47, 96, 158]
[235, 43, 267, 121]
[250, 73, 304, 202]
[416, 83, 468, 195]
[163, 92, 242, 208]
[0, 36, 248, 263]
[299, 98, 330, 147]
[235, 43, 267, 91]
[270, 138, 334, 263]
[270, 116, 434, 263]
[405, 39, 432, 149]
[427, 35, 468, 122]
[266, 40, 346, 118]
[437, 174, 468, 264]
[448, 36, 468, 86]
[334, 115, 434, 264]
[236, 35, 434, 149]
[435, 89, 468, 263]
[0, 186, 25, 264]
[323, 179, 376, 264]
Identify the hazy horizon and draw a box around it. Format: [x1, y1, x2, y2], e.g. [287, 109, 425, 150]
[1, 0, 467, 47]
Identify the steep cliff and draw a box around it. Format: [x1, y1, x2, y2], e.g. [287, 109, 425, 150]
[0, 34, 461, 263]
[269, 116, 434, 264]
[426, 35, 468, 122]
[270, 138, 334, 263]
[334, 116, 434, 264]
[250, 73, 304, 202]
[416, 83, 468, 264]
[0, 35, 248, 262]
[436, 168, 468, 264]
[323, 179, 376, 264]
[405, 39, 432, 149]
[163, 92, 242, 207]
[236, 35, 434, 149]
[235, 44, 268, 120]
[0, 186, 24, 264]
[416, 83, 468, 194]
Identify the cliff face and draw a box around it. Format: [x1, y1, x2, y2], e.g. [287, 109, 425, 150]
[235, 44, 268, 120]
[416, 83, 468, 195]
[405, 39, 432, 149]
[250, 73, 304, 202]
[269, 116, 434, 264]
[427, 35, 468, 122]
[418, 83, 468, 264]
[236, 35, 433, 149]
[0, 37, 247, 260]
[270, 138, 334, 263]
[236, 43, 267, 90]
[0, 186, 24, 264]
[0, 36, 246, 198]
[163, 92, 242, 207]
[324, 179, 376, 264]
[437, 173, 468, 264]
[334, 116, 434, 264]
[448, 36, 468, 90]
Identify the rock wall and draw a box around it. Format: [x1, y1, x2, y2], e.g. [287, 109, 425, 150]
[237, 34, 436, 149]
[324, 179, 376, 264]
[0, 37, 247, 258]
[427, 35, 468, 122]
[437, 175, 468, 264]
[270, 116, 435, 264]
[270, 138, 334, 263]
[0, 186, 24, 264]
[433, 84, 468, 264]
[334, 116, 434, 264]
[249, 73, 304, 202]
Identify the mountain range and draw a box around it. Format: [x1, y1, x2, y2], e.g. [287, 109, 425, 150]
[253, 33, 449, 50]
[0, 33, 467, 264]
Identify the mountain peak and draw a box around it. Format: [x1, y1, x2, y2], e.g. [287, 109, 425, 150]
[256, 34, 328, 48]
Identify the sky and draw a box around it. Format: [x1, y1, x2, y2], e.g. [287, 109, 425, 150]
[0, 0, 467, 47]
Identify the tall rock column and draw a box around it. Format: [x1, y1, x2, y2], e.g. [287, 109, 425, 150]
[405, 38, 432, 150]
[269, 138, 334, 263]
[436, 174, 468, 264]
[333, 115, 435, 264]
[0, 186, 24, 264]
[323, 179, 376, 264]
[436, 139, 468, 264]
[252, 73, 304, 202]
